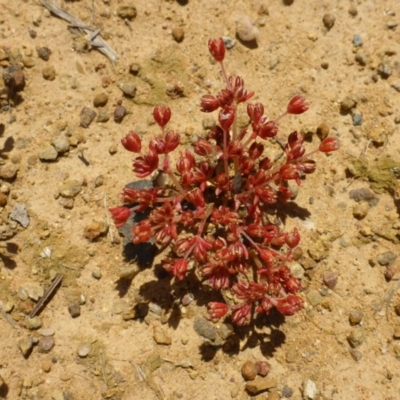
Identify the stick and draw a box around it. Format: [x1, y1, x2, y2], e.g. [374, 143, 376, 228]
[29, 274, 63, 318]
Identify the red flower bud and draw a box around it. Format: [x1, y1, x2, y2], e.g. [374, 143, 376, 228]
[121, 132, 141, 153]
[279, 163, 300, 182]
[248, 142, 264, 160]
[247, 103, 264, 124]
[153, 105, 171, 128]
[218, 106, 235, 131]
[285, 227, 300, 248]
[275, 295, 303, 315]
[132, 150, 159, 178]
[109, 206, 131, 228]
[208, 302, 229, 320]
[287, 95, 308, 115]
[208, 38, 225, 62]
[200, 94, 220, 112]
[319, 137, 340, 153]
[257, 118, 278, 139]
[171, 258, 188, 281]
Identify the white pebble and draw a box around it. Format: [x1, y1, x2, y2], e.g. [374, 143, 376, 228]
[236, 15, 259, 42]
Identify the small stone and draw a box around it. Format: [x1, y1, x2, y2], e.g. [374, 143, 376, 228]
[92, 267, 102, 280]
[387, 21, 398, 30]
[77, 343, 91, 357]
[193, 317, 217, 341]
[377, 251, 397, 266]
[42, 360, 52, 372]
[118, 82, 136, 98]
[38, 328, 55, 336]
[38, 145, 58, 161]
[0, 192, 7, 207]
[117, 5, 137, 20]
[119, 265, 140, 280]
[323, 271, 338, 289]
[97, 109, 110, 123]
[378, 63, 392, 79]
[348, 6, 358, 16]
[306, 290, 323, 307]
[257, 4, 269, 15]
[25, 283, 44, 301]
[282, 385, 294, 397]
[321, 61, 329, 69]
[301, 257, 316, 270]
[38, 336, 55, 353]
[340, 96, 356, 113]
[153, 326, 172, 345]
[59, 180, 82, 198]
[352, 202, 369, 219]
[17, 287, 28, 301]
[129, 63, 140, 75]
[393, 327, 400, 339]
[352, 34, 363, 47]
[222, 36, 236, 49]
[0, 163, 18, 180]
[322, 13, 335, 30]
[83, 221, 108, 240]
[245, 377, 277, 395]
[114, 104, 128, 123]
[37, 47, 51, 61]
[355, 51, 367, 66]
[3, 65, 25, 91]
[349, 188, 378, 206]
[316, 122, 329, 140]
[181, 292, 194, 306]
[93, 93, 108, 108]
[349, 349, 362, 361]
[52, 135, 70, 154]
[80, 107, 97, 128]
[236, 15, 259, 42]
[18, 337, 33, 357]
[68, 302, 81, 318]
[255, 361, 270, 377]
[241, 361, 257, 381]
[42, 65, 56, 80]
[349, 310, 363, 325]
[303, 378, 317, 399]
[26, 316, 43, 330]
[172, 26, 185, 43]
[348, 326, 366, 348]
[58, 197, 74, 209]
[218, 322, 234, 340]
[10, 204, 29, 228]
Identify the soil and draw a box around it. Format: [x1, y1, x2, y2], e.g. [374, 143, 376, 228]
[1, 1, 400, 399]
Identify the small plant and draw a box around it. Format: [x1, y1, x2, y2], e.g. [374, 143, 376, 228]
[110, 38, 339, 326]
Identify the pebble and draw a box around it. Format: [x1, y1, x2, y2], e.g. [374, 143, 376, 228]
[393, 327, 400, 339]
[323, 271, 338, 289]
[3, 65, 25, 91]
[0, 163, 18, 180]
[355, 51, 367, 66]
[117, 5, 137, 20]
[118, 82, 136, 98]
[59, 180, 82, 198]
[68, 301, 81, 318]
[38, 336, 55, 353]
[97, 109, 110, 123]
[80, 107, 97, 128]
[77, 343, 91, 357]
[92, 267, 102, 279]
[193, 317, 217, 341]
[377, 251, 397, 266]
[172, 26, 185, 43]
[42, 360, 52, 372]
[37, 47, 51, 61]
[349, 187, 378, 206]
[349, 349, 362, 361]
[38, 145, 58, 161]
[25, 283, 44, 301]
[348, 5, 358, 16]
[153, 326, 172, 345]
[306, 290, 323, 307]
[38, 328, 55, 336]
[340, 96, 356, 113]
[58, 198, 74, 209]
[42, 65, 56, 80]
[352, 113, 363, 126]
[352, 202, 369, 219]
[378, 62, 392, 79]
[241, 361, 257, 381]
[316, 122, 329, 140]
[0, 192, 7, 207]
[17, 287, 28, 301]
[349, 310, 363, 325]
[236, 15, 259, 42]
[322, 13, 335, 30]
[10, 204, 30, 228]
[218, 322, 234, 340]
[18, 337, 33, 358]
[83, 221, 108, 240]
[255, 361, 270, 377]
[52, 135, 70, 154]
[348, 326, 366, 348]
[245, 377, 277, 395]
[93, 93, 108, 107]
[222, 36, 236, 49]
[119, 265, 140, 280]
[352, 34, 363, 47]
[303, 379, 317, 399]
[114, 104, 128, 123]
[387, 21, 398, 30]
[282, 385, 294, 397]
[26, 316, 43, 330]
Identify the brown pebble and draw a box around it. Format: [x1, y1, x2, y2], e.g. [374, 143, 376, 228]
[114, 104, 128, 123]
[0, 163, 18, 180]
[68, 302, 81, 318]
[321, 61, 329, 69]
[257, 4, 269, 15]
[117, 5, 137, 20]
[38, 336, 55, 353]
[93, 93, 109, 108]
[3, 65, 25, 92]
[153, 326, 172, 345]
[348, 5, 358, 16]
[83, 221, 108, 240]
[323, 271, 338, 289]
[172, 26, 185, 43]
[0, 192, 7, 207]
[42, 360, 52, 372]
[322, 13, 335, 30]
[316, 122, 330, 140]
[241, 361, 258, 381]
[349, 310, 363, 325]
[80, 107, 97, 128]
[108, 144, 118, 155]
[256, 361, 270, 377]
[37, 47, 51, 61]
[42, 66, 56, 81]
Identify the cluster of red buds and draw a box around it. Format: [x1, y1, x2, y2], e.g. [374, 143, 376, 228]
[110, 38, 339, 326]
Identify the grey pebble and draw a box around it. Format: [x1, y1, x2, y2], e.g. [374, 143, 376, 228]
[52, 135, 70, 154]
[223, 36, 236, 49]
[38, 336, 55, 353]
[218, 322, 234, 340]
[80, 107, 97, 128]
[348, 326, 366, 348]
[68, 302, 81, 318]
[92, 267, 102, 280]
[349, 187, 378, 206]
[118, 82, 136, 98]
[352, 113, 363, 126]
[77, 343, 91, 357]
[39, 145, 58, 161]
[97, 109, 110, 123]
[193, 317, 217, 341]
[352, 34, 363, 47]
[282, 385, 294, 397]
[306, 290, 323, 307]
[0, 163, 18, 180]
[18, 337, 33, 357]
[59, 180, 82, 198]
[114, 104, 128, 123]
[10, 204, 30, 228]
[26, 316, 43, 330]
[377, 251, 397, 266]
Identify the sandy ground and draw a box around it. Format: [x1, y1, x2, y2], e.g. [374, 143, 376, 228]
[1, 0, 400, 399]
